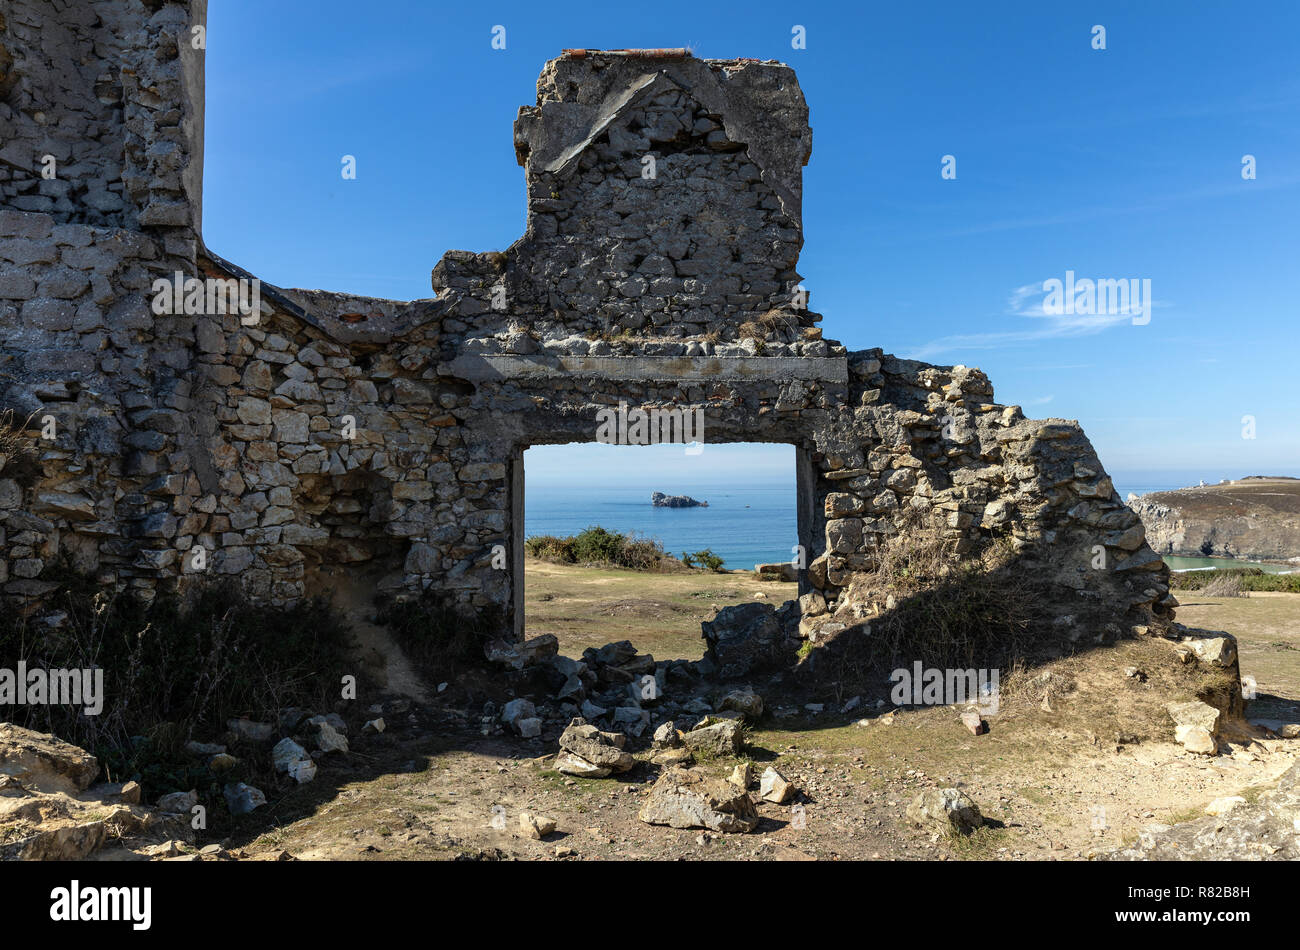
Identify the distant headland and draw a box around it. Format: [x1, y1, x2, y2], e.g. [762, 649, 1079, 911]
[1130, 476, 1300, 563]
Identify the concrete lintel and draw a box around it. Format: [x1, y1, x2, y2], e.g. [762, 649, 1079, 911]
[446, 354, 849, 384]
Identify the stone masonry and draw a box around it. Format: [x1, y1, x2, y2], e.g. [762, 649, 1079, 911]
[0, 7, 1176, 652]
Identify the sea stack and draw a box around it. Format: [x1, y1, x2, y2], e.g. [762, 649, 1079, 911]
[652, 492, 708, 508]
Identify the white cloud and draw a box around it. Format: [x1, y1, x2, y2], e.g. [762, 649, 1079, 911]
[906, 279, 1169, 360]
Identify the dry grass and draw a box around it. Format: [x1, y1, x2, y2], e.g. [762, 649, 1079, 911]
[737, 308, 799, 346]
[1202, 572, 1247, 597]
[996, 637, 1228, 745]
[0, 408, 39, 481]
[813, 509, 1046, 689]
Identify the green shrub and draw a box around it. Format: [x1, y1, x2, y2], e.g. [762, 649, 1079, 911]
[524, 526, 666, 571]
[571, 526, 627, 563]
[680, 549, 725, 572]
[524, 534, 576, 562]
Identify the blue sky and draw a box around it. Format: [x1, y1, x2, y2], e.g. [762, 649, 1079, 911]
[203, 1, 1300, 485]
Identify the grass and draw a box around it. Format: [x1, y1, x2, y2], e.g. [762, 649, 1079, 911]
[525, 556, 796, 659]
[0, 408, 40, 490]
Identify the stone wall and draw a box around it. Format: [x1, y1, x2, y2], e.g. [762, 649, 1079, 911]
[0, 29, 1175, 651]
[0, 0, 205, 237]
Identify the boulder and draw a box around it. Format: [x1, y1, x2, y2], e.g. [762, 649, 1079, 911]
[652, 720, 680, 748]
[0, 723, 99, 793]
[272, 738, 317, 784]
[638, 767, 759, 833]
[485, 634, 559, 670]
[223, 782, 267, 816]
[759, 766, 795, 804]
[681, 718, 744, 757]
[1167, 700, 1221, 755]
[754, 562, 797, 582]
[1180, 631, 1238, 668]
[701, 601, 790, 679]
[1205, 796, 1246, 816]
[310, 719, 350, 755]
[519, 811, 557, 839]
[554, 752, 612, 778]
[717, 686, 764, 719]
[652, 747, 694, 767]
[501, 698, 537, 733]
[555, 719, 633, 776]
[156, 790, 199, 814]
[960, 710, 987, 736]
[905, 788, 983, 837]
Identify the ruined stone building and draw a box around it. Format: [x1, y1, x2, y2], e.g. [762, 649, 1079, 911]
[1, 1, 1176, 658]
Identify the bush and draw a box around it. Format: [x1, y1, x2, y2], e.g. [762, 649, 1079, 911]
[0, 574, 354, 795]
[571, 526, 628, 563]
[1202, 572, 1246, 597]
[524, 534, 576, 562]
[524, 526, 666, 571]
[680, 549, 725, 572]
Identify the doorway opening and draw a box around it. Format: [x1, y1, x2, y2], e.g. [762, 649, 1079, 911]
[519, 442, 806, 662]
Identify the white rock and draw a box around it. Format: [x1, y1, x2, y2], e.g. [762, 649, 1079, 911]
[223, 782, 266, 815]
[759, 766, 795, 804]
[314, 722, 349, 754]
[1204, 796, 1246, 816]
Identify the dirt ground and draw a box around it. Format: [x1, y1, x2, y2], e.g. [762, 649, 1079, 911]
[216, 568, 1300, 862]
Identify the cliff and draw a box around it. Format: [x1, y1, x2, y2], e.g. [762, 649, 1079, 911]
[1131, 477, 1300, 562]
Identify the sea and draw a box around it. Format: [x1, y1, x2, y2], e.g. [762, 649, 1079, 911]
[524, 467, 1300, 573]
[525, 477, 797, 571]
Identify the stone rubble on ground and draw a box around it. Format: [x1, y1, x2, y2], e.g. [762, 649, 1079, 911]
[553, 719, 634, 778]
[1106, 761, 1300, 860]
[905, 787, 984, 837]
[1166, 700, 1221, 755]
[638, 767, 760, 833]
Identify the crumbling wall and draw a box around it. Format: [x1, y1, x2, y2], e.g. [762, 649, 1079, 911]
[0, 0, 205, 236]
[799, 352, 1173, 650]
[0, 37, 1173, 651]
